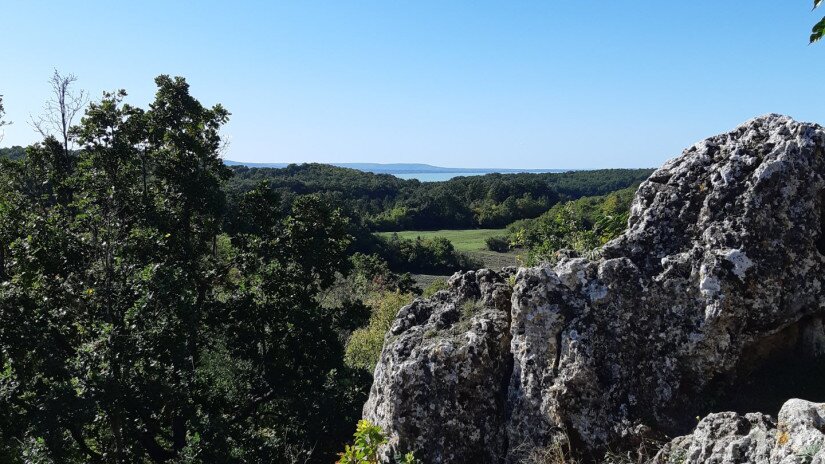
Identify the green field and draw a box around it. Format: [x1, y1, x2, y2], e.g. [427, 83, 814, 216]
[376, 228, 507, 252]
[376, 228, 522, 270]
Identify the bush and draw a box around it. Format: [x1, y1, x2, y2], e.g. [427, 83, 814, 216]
[322, 253, 420, 313]
[338, 420, 418, 464]
[345, 291, 415, 371]
[485, 235, 510, 252]
[422, 278, 449, 297]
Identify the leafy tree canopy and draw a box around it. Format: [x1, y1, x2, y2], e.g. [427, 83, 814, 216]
[0, 76, 367, 463]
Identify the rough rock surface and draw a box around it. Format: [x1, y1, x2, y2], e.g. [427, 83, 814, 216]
[362, 269, 513, 463]
[655, 399, 825, 464]
[364, 114, 825, 462]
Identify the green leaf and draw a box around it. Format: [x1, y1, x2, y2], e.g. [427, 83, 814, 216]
[811, 16, 825, 43]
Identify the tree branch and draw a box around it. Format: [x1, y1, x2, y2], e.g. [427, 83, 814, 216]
[68, 424, 103, 463]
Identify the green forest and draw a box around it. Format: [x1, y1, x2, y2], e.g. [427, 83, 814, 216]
[228, 163, 651, 231]
[0, 76, 648, 463]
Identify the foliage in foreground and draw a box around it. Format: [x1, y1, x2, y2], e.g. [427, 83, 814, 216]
[811, 0, 825, 43]
[0, 76, 369, 463]
[337, 420, 418, 464]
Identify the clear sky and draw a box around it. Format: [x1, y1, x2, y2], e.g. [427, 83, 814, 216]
[1, 1, 823, 169]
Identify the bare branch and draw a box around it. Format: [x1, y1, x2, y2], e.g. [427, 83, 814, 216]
[0, 95, 11, 143]
[218, 134, 231, 158]
[29, 69, 88, 152]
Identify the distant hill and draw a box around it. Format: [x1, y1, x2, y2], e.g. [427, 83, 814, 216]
[224, 160, 290, 169]
[227, 162, 655, 230]
[0, 146, 26, 161]
[223, 160, 563, 175]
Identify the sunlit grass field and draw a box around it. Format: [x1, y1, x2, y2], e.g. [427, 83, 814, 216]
[375, 228, 507, 252]
[375, 228, 522, 270]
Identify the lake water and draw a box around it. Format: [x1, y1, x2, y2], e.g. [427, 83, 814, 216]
[393, 170, 560, 182]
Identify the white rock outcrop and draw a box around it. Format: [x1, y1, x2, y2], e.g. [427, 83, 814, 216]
[365, 115, 825, 463]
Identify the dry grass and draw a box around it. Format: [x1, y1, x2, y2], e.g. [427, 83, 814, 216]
[514, 437, 580, 464]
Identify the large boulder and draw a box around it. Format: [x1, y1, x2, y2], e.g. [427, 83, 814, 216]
[365, 114, 825, 462]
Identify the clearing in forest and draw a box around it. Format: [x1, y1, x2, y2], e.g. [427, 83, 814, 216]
[375, 228, 507, 252]
[376, 228, 521, 270]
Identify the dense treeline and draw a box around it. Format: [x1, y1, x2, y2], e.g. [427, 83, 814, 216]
[0, 148, 648, 276]
[226, 163, 651, 275]
[228, 163, 652, 231]
[367, 234, 481, 274]
[0, 146, 25, 161]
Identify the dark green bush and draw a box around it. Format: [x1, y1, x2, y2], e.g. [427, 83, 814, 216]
[485, 235, 510, 252]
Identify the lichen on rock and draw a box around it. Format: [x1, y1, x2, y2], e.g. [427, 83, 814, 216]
[362, 269, 513, 463]
[655, 399, 825, 464]
[364, 114, 825, 463]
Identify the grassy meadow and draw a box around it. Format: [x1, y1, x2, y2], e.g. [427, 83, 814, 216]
[376, 228, 506, 252]
[376, 228, 522, 271]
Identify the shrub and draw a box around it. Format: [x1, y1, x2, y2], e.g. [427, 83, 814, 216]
[345, 291, 415, 371]
[513, 435, 579, 464]
[322, 253, 420, 313]
[519, 446, 579, 464]
[422, 278, 449, 297]
[460, 298, 485, 319]
[338, 420, 419, 464]
[485, 235, 510, 252]
[337, 419, 387, 464]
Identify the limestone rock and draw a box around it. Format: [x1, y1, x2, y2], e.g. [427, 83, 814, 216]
[365, 114, 825, 462]
[362, 269, 513, 463]
[655, 399, 825, 464]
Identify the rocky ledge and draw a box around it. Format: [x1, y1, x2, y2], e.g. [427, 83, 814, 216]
[654, 399, 825, 464]
[364, 114, 825, 463]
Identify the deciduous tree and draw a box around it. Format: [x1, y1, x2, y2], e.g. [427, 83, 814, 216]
[0, 75, 368, 463]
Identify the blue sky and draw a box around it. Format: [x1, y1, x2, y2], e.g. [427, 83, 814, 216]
[1, 1, 823, 168]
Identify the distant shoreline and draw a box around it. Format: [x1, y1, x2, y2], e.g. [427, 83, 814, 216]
[223, 160, 566, 174]
[392, 171, 564, 182]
